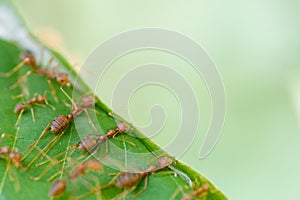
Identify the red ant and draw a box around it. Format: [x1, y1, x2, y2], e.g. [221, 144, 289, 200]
[0, 51, 70, 103]
[171, 183, 210, 200]
[21, 95, 97, 169]
[13, 91, 55, 126]
[181, 184, 210, 200]
[0, 133, 22, 191]
[49, 159, 103, 198]
[78, 156, 174, 200]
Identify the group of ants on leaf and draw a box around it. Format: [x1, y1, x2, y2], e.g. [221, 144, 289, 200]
[0, 50, 209, 200]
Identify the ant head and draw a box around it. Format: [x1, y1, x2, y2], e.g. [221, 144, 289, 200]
[9, 152, 22, 168]
[37, 95, 47, 102]
[67, 114, 73, 120]
[201, 184, 210, 191]
[99, 135, 106, 141]
[20, 51, 36, 67]
[56, 73, 70, 86]
[157, 157, 173, 169]
[117, 122, 130, 134]
[81, 95, 95, 107]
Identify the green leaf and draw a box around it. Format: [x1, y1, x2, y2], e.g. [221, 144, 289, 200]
[0, 1, 227, 200]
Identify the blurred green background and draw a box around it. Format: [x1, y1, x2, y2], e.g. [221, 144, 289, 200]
[14, 1, 300, 199]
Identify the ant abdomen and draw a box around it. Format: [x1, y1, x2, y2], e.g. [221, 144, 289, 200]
[49, 179, 67, 197]
[50, 114, 72, 133]
[78, 136, 98, 151]
[116, 172, 143, 188]
[14, 102, 25, 114]
[20, 51, 36, 67]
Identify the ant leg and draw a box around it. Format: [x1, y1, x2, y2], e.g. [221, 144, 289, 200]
[15, 109, 24, 127]
[34, 103, 47, 108]
[12, 94, 25, 100]
[170, 186, 184, 200]
[36, 144, 77, 167]
[75, 144, 101, 168]
[46, 156, 73, 182]
[10, 70, 32, 90]
[42, 90, 56, 110]
[115, 185, 137, 200]
[45, 100, 56, 111]
[47, 170, 63, 182]
[86, 174, 102, 199]
[84, 109, 97, 131]
[60, 86, 77, 109]
[25, 132, 63, 169]
[79, 178, 96, 194]
[87, 108, 99, 115]
[76, 175, 103, 199]
[46, 57, 54, 69]
[7, 161, 21, 192]
[33, 160, 63, 181]
[113, 136, 136, 147]
[39, 44, 44, 67]
[40, 131, 65, 159]
[71, 151, 88, 163]
[22, 123, 51, 161]
[30, 107, 36, 123]
[52, 63, 61, 76]
[47, 79, 59, 103]
[70, 180, 78, 199]
[76, 177, 114, 200]
[108, 112, 126, 122]
[0, 58, 28, 77]
[0, 133, 18, 144]
[132, 175, 148, 200]
[31, 147, 60, 181]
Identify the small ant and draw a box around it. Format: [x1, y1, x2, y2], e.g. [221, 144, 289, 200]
[171, 183, 210, 200]
[0, 133, 22, 168]
[0, 133, 22, 191]
[181, 184, 210, 200]
[22, 95, 97, 169]
[13, 91, 55, 126]
[1, 51, 70, 103]
[49, 159, 103, 198]
[79, 157, 173, 200]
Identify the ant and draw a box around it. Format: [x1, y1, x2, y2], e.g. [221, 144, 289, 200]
[0, 133, 22, 191]
[79, 156, 174, 200]
[49, 159, 103, 198]
[0, 133, 22, 168]
[13, 91, 55, 126]
[171, 183, 210, 200]
[21, 94, 97, 169]
[34, 121, 134, 182]
[181, 184, 210, 200]
[0, 51, 70, 103]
